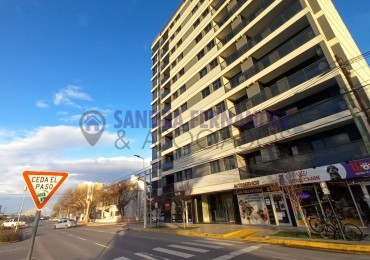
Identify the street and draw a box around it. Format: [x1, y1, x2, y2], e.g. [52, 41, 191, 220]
[0, 221, 368, 260]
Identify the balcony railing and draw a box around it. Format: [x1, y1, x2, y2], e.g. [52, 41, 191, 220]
[161, 88, 170, 99]
[225, 27, 315, 90]
[162, 105, 171, 115]
[162, 161, 174, 172]
[228, 58, 331, 115]
[221, 0, 276, 45]
[217, 0, 249, 28]
[162, 140, 173, 151]
[238, 140, 368, 180]
[234, 96, 348, 147]
[162, 121, 172, 132]
[213, 0, 226, 11]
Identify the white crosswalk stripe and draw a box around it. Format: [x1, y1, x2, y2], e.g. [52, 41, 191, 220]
[153, 247, 194, 258]
[211, 245, 262, 260]
[134, 252, 158, 259]
[168, 244, 209, 253]
[182, 241, 223, 249]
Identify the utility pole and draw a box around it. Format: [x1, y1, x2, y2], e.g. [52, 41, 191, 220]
[335, 55, 370, 156]
[134, 155, 147, 229]
[15, 186, 27, 233]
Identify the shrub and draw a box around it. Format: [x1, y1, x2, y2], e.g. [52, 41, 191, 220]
[0, 228, 22, 243]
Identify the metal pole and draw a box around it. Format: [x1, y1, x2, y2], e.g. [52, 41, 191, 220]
[327, 195, 346, 240]
[26, 210, 41, 260]
[15, 187, 27, 233]
[143, 170, 147, 229]
[149, 169, 152, 228]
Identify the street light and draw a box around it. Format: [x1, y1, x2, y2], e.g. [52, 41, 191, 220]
[134, 155, 147, 229]
[15, 186, 27, 233]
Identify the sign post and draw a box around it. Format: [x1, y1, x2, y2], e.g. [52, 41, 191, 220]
[22, 171, 68, 260]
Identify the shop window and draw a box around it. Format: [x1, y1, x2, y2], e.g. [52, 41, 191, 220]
[224, 156, 236, 170]
[210, 160, 221, 174]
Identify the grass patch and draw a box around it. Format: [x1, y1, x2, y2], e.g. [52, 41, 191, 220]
[0, 227, 22, 243]
[272, 231, 323, 239]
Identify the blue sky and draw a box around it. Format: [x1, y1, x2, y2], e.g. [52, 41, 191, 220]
[0, 0, 369, 213]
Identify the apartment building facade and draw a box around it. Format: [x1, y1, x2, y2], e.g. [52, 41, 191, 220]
[150, 0, 370, 227]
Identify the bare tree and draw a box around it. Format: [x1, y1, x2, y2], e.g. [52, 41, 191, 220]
[173, 181, 193, 229]
[112, 181, 137, 217]
[269, 172, 312, 237]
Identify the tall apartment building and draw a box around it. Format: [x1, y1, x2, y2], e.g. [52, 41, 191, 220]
[150, 0, 370, 227]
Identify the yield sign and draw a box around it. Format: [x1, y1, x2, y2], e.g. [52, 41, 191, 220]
[23, 171, 68, 210]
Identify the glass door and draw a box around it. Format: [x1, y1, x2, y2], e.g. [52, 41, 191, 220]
[264, 195, 275, 225]
[272, 194, 291, 225]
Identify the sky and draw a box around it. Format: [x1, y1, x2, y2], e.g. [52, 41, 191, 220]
[0, 0, 369, 214]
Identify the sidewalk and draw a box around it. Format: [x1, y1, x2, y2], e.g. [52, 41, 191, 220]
[123, 222, 370, 254]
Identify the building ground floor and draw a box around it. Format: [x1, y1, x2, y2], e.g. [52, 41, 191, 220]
[162, 158, 370, 228]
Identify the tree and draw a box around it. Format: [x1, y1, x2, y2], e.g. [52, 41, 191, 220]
[108, 181, 137, 217]
[173, 181, 192, 229]
[269, 172, 312, 237]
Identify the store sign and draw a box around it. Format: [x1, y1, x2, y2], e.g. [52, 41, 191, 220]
[234, 180, 260, 189]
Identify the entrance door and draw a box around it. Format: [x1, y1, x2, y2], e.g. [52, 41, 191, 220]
[271, 194, 291, 225]
[264, 195, 275, 225]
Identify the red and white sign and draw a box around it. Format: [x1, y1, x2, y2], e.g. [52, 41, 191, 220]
[23, 171, 68, 210]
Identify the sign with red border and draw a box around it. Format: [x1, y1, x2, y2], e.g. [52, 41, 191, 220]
[23, 171, 68, 210]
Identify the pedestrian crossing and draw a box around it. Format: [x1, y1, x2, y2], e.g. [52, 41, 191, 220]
[113, 238, 263, 260]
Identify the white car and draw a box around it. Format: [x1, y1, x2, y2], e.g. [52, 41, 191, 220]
[53, 219, 77, 229]
[1, 219, 27, 228]
[151, 213, 164, 222]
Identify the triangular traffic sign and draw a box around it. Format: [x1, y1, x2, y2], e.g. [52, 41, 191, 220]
[23, 171, 68, 210]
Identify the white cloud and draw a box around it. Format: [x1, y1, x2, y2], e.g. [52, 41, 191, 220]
[36, 100, 49, 109]
[54, 85, 93, 107]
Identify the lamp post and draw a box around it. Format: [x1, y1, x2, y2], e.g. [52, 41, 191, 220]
[134, 155, 147, 229]
[15, 186, 27, 233]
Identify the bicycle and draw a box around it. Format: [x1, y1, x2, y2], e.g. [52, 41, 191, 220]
[309, 210, 326, 233]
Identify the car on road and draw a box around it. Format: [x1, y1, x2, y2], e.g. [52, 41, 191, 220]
[53, 219, 77, 229]
[1, 219, 27, 228]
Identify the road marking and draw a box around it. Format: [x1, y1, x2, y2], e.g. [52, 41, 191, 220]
[182, 242, 223, 249]
[194, 239, 235, 246]
[211, 245, 262, 260]
[203, 238, 244, 244]
[134, 253, 157, 259]
[94, 243, 108, 248]
[113, 257, 131, 260]
[77, 237, 87, 240]
[67, 234, 74, 237]
[153, 247, 194, 258]
[168, 244, 209, 253]
[0, 247, 25, 253]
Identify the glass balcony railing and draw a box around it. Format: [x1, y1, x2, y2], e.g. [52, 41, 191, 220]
[225, 27, 315, 90]
[217, 0, 249, 28]
[234, 96, 348, 147]
[228, 58, 331, 115]
[238, 140, 368, 180]
[162, 161, 174, 172]
[221, 0, 276, 45]
[162, 140, 173, 151]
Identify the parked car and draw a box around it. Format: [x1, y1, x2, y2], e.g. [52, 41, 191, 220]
[151, 213, 164, 222]
[53, 219, 77, 229]
[1, 219, 27, 228]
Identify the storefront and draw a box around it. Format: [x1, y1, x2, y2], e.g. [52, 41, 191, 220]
[235, 158, 370, 227]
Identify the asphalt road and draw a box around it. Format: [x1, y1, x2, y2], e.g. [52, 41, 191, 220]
[0, 221, 369, 260]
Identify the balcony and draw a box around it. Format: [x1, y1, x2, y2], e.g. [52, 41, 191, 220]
[162, 121, 172, 132]
[161, 88, 170, 99]
[226, 27, 315, 90]
[221, 0, 276, 45]
[238, 140, 368, 180]
[162, 161, 174, 172]
[234, 96, 348, 147]
[213, 0, 226, 11]
[161, 75, 170, 84]
[228, 58, 331, 115]
[162, 140, 173, 151]
[162, 105, 171, 115]
[216, 0, 248, 28]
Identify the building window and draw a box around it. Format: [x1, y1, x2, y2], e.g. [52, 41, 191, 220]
[207, 133, 218, 146]
[220, 127, 231, 140]
[175, 127, 181, 137]
[173, 108, 180, 118]
[215, 101, 226, 115]
[197, 49, 205, 60]
[185, 169, 192, 180]
[213, 78, 222, 91]
[182, 123, 189, 133]
[199, 67, 208, 78]
[178, 53, 183, 61]
[181, 102, 187, 112]
[183, 144, 191, 156]
[207, 40, 215, 51]
[176, 148, 182, 159]
[204, 23, 212, 34]
[210, 160, 221, 174]
[152, 131, 157, 143]
[180, 85, 186, 94]
[193, 19, 200, 28]
[202, 8, 209, 18]
[191, 5, 198, 15]
[209, 58, 218, 70]
[173, 91, 178, 100]
[203, 108, 213, 121]
[195, 33, 202, 43]
[172, 75, 177, 83]
[175, 171, 183, 182]
[179, 68, 185, 77]
[202, 87, 211, 98]
[224, 156, 236, 171]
